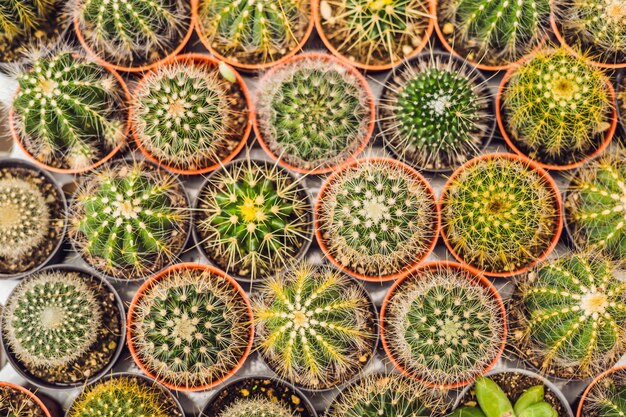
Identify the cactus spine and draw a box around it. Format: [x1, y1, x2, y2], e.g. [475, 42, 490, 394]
[218, 398, 295, 417]
[0, 385, 46, 417]
[583, 369, 626, 417]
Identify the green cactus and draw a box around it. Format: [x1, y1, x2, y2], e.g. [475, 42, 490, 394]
[382, 263, 505, 388]
[129, 265, 252, 389]
[218, 398, 295, 417]
[502, 48, 614, 167]
[197, 0, 311, 67]
[195, 159, 312, 281]
[583, 369, 626, 417]
[379, 53, 492, 171]
[255, 54, 372, 172]
[441, 154, 560, 275]
[318, 0, 432, 68]
[317, 158, 438, 279]
[131, 58, 248, 173]
[74, 0, 190, 68]
[253, 261, 377, 390]
[11, 50, 127, 171]
[69, 160, 191, 280]
[0, 385, 46, 417]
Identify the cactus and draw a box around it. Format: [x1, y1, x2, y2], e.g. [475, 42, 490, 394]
[512, 253, 626, 379]
[218, 398, 295, 417]
[129, 265, 252, 389]
[584, 370, 626, 417]
[565, 151, 626, 263]
[69, 160, 190, 280]
[11, 50, 127, 171]
[441, 155, 560, 275]
[318, 0, 431, 68]
[379, 53, 492, 171]
[253, 261, 377, 389]
[0, 385, 46, 417]
[255, 54, 372, 172]
[131, 59, 248, 173]
[317, 158, 438, 279]
[74, 0, 189, 69]
[382, 263, 505, 388]
[502, 48, 614, 167]
[195, 159, 312, 281]
[197, 0, 311, 67]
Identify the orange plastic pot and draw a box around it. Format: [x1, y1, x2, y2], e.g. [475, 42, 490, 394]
[0, 382, 53, 417]
[577, 366, 626, 417]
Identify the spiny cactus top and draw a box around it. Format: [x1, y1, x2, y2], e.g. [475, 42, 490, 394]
[317, 158, 438, 280]
[382, 262, 506, 388]
[379, 53, 492, 171]
[253, 262, 377, 389]
[502, 48, 614, 168]
[195, 159, 312, 281]
[11, 50, 127, 172]
[512, 253, 626, 379]
[441, 154, 561, 275]
[0, 384, 46, 417]
[129, 264, 253, 390]
[70, 160, 191, 280]
[582, 368, 626, 417]
[255, 54, 373, 173]
[318, 0, 432, 68]
[74, 0, 190, 69]
[218, 398, 296, 417]
[197, 0, 312, 68]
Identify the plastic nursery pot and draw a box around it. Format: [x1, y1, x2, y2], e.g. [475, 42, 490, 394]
[439, 153, 563, 278]
[0, 158, 67, 280]
[380, 261, 507, 389]
[577, 366, 626, 417]
[314, 157, 440, 282]
[253, 52, 376, 175]
[0, 381, 57, 417]
[193, 0, 316, 72]
[127, 262, 254, 392]
[315, 0, 436, 71]
[130, 53, 252, 175]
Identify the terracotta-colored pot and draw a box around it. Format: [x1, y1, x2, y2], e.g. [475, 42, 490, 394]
[0, 382, 54, 417]
[577, 366, 626, 417]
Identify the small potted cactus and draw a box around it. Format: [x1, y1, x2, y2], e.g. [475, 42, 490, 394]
[0, 382, 56, 417]
[8, 48, 129, 173]
[194, 0, 315, 71]
[315, 157, 440, 281]
[497, 48, 617, 170]
[578, 366, 626, 417]
[440, 153, 562, 277]
[315, 0, 434, 70]
[0, 158, 66, 279]
[66, 373, 184, 417]
[380, 261, 507, 389]
[68, 159, 191, 281]
[73, 0, 193, 72]
[127, 263, 254, 391]
[1, 265, 125, 388]
[253, 261, 378, 390]
[194, 158, 313, 282]
[254, 52, 375, 174]
[131, 54, 251, 175]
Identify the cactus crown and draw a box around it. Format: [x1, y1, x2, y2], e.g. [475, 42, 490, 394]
[0, 385, 46, 417]
[383, 263, 505, 387]
[196, 159, 312, 281]
[132, 59, 248, 172]
[255, 55, 372, 172]
[130, 266, 252, 389]
[12, 50, 126, 171]
[70, 160, 190, 280]
[317, 158, 438, 279]
[254, 261, 377, 389]
[218, 397, 295, 417]
[441, 155, 560, 274]
[584, 369, 626, 417]
[503, 48, 613, 167]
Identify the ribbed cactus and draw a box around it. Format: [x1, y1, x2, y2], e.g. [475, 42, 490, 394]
[131, 59, 248, 172]
[218, 398, 295, 417]
[502, 49, 613, 167]
[512, 253, 626, 379]
[317, 158, 438, 279]
[0, 385, 46, 417]
[129, 265, 252, 389]
[380, 54, 491, 171]
[583, 370, 626, 417]
[11, 50, 126, 171]
[255, 54, 372, 172]
[382, 263, 505, 388]
[253, 261, 377, 389]
[441, 155, 560, 275]
[565, 152, 626, 262]
[195, 159, 312, 281]
[70, 160, 190, 280]
[197, 0, 311, 67]
[318, 0, 431, 68]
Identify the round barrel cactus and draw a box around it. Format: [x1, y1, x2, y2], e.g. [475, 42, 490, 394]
[218, 398, 295, 417]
